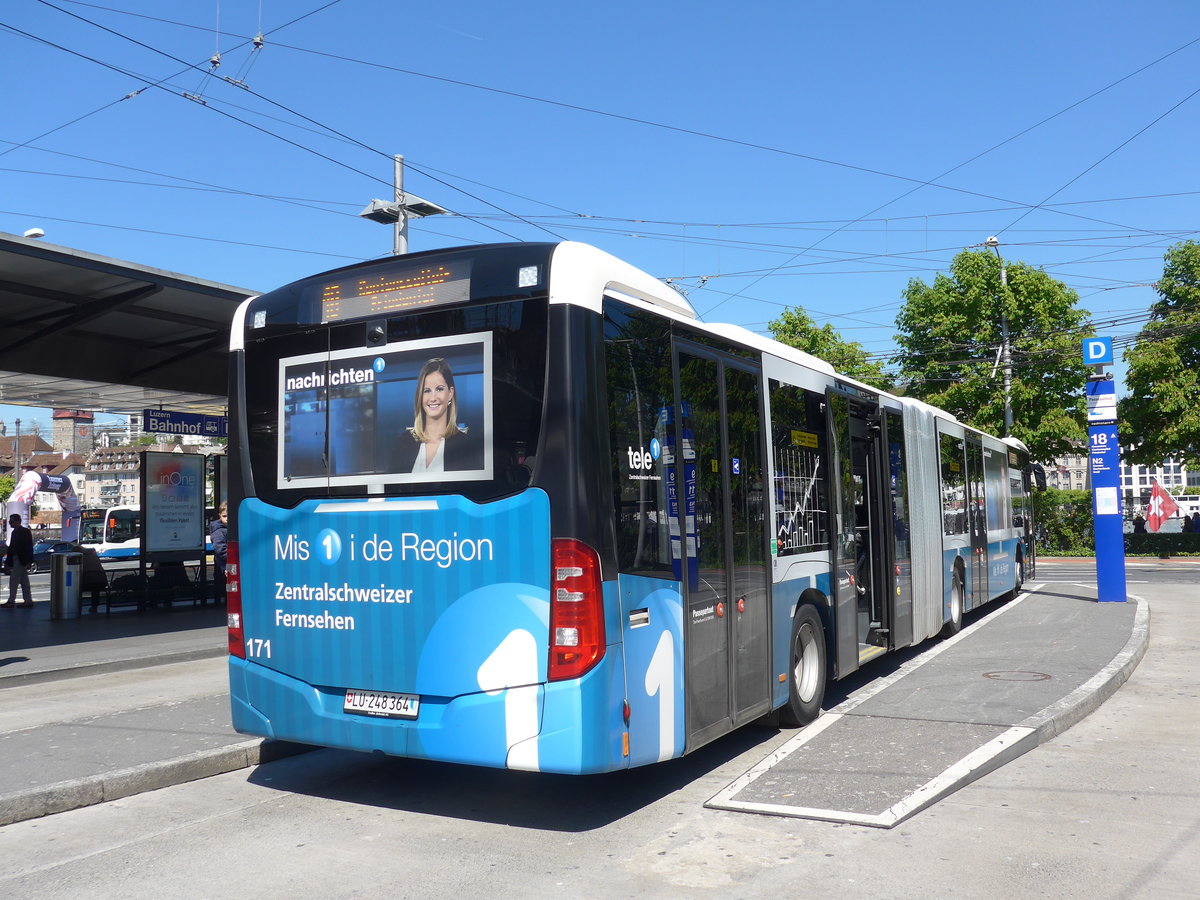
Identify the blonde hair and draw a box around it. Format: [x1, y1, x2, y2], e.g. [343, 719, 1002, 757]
[411, 358, 459, 441]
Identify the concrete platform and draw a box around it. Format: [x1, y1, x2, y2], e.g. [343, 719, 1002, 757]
[707, 582, 1148, 827]
[0, 599, 305, 826]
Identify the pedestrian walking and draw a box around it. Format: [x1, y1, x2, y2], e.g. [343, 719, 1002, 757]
[3, 513, 34, 607]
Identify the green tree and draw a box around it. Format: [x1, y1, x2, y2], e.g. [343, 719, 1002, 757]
[1031, 488, 1093, 555]
[895, 248, 1091, 461]
[0, 474, 13, 505]
[768, 307, 892, 390]
[1120, 240, 1200, 467]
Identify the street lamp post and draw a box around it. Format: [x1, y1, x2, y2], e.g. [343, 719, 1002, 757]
[358, 155, 449, 255]
[986, 236, 1013, 437]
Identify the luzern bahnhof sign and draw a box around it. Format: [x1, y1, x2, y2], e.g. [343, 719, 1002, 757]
[1083, 337, 1126, 603]
[144, 408, 228, 438]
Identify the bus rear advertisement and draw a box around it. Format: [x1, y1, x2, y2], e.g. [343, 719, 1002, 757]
[225, 241, 1038, 774]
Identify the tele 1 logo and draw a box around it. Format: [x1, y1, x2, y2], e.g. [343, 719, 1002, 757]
[627, 438, 662, 471]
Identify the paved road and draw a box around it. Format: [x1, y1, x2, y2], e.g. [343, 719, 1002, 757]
[1037, 556, 1200, 584]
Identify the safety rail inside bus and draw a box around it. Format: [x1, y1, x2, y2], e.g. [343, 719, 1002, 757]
[225, 241, 1039, 774]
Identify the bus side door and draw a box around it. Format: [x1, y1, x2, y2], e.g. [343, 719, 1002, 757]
[826, 390, 892, 677]
[964, 434, 988, 606]
[675, 344, 772, 750]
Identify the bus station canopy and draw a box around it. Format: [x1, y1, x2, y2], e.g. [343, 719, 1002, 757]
[0, 231, 255, 416]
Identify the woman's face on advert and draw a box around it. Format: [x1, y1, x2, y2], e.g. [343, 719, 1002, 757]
[422, 370, 453, 422]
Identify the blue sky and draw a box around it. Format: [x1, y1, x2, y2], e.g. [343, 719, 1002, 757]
[2, 0, 1198, 436]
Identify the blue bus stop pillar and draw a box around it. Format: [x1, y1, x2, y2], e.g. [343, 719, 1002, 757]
[1089, 422, 1126, 602]
[1086, 374, 1126, 602]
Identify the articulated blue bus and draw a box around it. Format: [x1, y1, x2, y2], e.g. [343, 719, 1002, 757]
[225, 242, 1037, 774]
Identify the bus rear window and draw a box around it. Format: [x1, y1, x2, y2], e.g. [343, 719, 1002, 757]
[242, 298, 547, 505]
[279, 333, 495, 488]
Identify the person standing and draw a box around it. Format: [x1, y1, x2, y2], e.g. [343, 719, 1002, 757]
[3, 513, 34, 608]
[210, 502, 228, 603]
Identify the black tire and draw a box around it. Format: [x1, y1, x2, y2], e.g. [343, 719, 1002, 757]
[941, 568, 964, 638]
[1013, 555, 1025, 597]
[27, 561, 39, 576]
[778, 604, 827, 727]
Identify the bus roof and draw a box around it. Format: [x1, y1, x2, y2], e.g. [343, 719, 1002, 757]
[548, 242, 696, 320]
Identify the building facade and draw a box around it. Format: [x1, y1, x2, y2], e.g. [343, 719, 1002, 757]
[1047, 450, 1090, 492]
[1121, 458, 1193, 510]
[82, 446, 144, 509]
[80, 443, 225, 510]
[1044, 449, 1197, 515]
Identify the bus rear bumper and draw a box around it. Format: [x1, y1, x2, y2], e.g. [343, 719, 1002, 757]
[229, 654, 629, 774]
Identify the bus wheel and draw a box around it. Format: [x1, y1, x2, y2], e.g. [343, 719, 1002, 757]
[779, 605, 826, 727]
[941, 569, 964, 638]
[1013, 556, 1025, 597]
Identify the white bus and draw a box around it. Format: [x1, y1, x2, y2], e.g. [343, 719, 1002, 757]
[79, 505, 141, 559]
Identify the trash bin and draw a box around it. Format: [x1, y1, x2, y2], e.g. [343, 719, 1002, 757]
[51, 552, 83, 619]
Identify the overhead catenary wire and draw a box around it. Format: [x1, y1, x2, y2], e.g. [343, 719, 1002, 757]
[17, 0, 559, 243]
[43, 0, 567, 240]
[3, 0, 1193, 377]
[9, 2, 1194, 277]
[45, 0, 1200, 251]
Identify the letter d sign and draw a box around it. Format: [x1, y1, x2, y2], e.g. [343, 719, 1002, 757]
[1083, 337, 1113, 367]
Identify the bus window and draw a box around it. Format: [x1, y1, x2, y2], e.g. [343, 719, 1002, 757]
[769, 381, 829, 555]
[983, 447, 1009, 532]
[940, 435, 967, 535]
[604, 302, 675, 577]
[109, 509, 140, 543]
[244, 297, 549, 506]
[1010, 463, 1027, 528]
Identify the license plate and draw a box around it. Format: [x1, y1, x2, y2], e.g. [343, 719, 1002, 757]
[343, 689, 420, 719]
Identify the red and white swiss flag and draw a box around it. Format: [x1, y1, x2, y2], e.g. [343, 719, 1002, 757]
[1146, 479, 1180, 532]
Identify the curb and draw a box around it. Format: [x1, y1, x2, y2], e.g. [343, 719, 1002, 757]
[0, 738, 312, 827]
[883, 594, 1152, 827]
[1022, 594, 1150, 741]
[0, 646, 227, 690]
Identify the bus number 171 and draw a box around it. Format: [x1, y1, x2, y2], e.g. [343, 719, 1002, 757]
[246, 638, 272, 659]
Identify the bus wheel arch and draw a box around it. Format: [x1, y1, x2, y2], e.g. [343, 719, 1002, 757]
[941, 560, 965, 638]
[779, 600, 828, 728]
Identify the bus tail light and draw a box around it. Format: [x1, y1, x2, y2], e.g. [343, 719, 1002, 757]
[226, 540, 244, 658]
[549, 539, 605, 682]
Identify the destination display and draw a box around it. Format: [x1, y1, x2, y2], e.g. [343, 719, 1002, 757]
[320, 260, 471, 323]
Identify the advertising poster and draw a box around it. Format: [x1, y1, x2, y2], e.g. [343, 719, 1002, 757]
[144, 451, 206, 554]
[277, 333, 493, 489]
